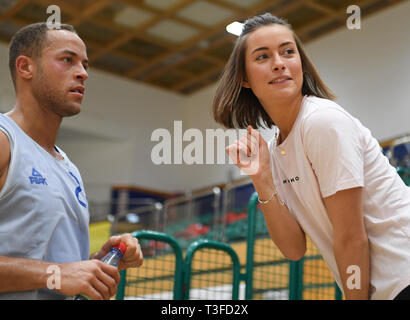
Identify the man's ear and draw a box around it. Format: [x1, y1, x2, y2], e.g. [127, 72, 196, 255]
[15, 55, 35, 80]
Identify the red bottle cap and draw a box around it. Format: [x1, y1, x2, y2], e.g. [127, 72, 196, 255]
[113, 242, 127, 255]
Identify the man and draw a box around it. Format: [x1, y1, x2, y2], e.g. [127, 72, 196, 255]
[0, 22, 143, 299]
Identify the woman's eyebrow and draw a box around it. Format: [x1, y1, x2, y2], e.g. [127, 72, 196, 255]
[251, 46, 269, 54]
[251, 41, 295, 54]
[279, 41, 294, 48]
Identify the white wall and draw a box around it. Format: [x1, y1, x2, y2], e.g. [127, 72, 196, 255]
[1, 1, 409, 202]
[304, 0, 410, 140]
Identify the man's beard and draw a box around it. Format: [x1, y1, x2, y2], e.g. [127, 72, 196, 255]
[32, 66, 81, 118]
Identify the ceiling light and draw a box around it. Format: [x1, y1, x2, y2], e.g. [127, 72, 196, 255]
[226, 21, 243, 36]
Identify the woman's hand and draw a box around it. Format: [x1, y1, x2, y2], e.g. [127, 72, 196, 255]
[226, 125, 272, 182]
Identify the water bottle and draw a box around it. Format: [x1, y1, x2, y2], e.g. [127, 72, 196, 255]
[74, 242, 127, 300]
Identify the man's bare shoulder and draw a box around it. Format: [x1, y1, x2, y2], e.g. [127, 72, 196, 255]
[0, 130, 11, 189]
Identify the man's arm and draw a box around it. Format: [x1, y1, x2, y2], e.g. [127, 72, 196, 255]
[0, 256, 120, 300]
[0, 256, 54, 293]
[0, 131, 11, 191]
[323, 187, 370, 300]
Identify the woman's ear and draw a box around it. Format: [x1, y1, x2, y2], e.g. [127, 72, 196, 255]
[242, 78, 251, 88]
[15, 55, 34, 80]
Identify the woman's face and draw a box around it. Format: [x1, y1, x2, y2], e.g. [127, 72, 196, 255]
[243, 24, 304, 106]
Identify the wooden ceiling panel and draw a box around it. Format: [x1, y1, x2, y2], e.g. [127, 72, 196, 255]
[176, 1, 235, 27]
[314, 0, 360, 11]
[218, 0, 266, 9]
[13, 2, 72, 23]
[94, 2, 154, 30]
[0, 0, 407, 95]
[305, 17, 345, 40]
[62, 0, 95, 10]
[361, 0, 400, 16]
[176, 56, 216, 75]
[0, 1, 19, 15]
[180, 79, 208, 94]
[206, 41, 234, 62]
[75, 21, 119, 46]
[145, 0, 188, 11]
[118, 37, 169, 60]
[92, 52, 140, 75]
[284, 4, 327, 30]
[149, 69, 189, 89]
[145, 18, 200, 44]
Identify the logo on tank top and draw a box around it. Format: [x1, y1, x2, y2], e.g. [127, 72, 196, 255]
[29, 168, 48, 185]
[69, 171, 87, 209]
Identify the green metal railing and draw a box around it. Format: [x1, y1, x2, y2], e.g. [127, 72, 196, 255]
[397, 167, 410, 186]
[116, 192, 343, 300]
[246, 192, 342, 300]
[184, 239, 241, 300]
[116, 230, 184, 300]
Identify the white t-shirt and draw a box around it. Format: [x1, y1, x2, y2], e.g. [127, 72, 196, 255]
[268, 95, 410, 300]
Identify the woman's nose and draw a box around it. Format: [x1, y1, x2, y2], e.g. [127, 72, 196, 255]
[272, 55, 286, 71]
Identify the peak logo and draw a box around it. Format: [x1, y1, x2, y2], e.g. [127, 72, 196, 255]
[29, 168, 48, 186]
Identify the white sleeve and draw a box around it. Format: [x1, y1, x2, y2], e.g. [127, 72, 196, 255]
[302, 107, 365, 198]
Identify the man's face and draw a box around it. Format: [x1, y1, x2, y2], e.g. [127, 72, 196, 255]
[31, 29, 88, 117]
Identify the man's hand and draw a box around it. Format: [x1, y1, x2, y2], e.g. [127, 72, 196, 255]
[92, 233, 143, 271]
[58, 260, 120, 300]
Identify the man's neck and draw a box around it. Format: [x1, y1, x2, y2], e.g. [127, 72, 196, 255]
[7, 98, 62, 158]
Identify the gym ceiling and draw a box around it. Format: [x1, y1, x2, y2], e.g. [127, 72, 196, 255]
[0, 0, 405, 95]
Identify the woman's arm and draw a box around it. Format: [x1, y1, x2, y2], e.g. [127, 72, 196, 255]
[253, 173, 306, 260]
[323, 187, 370, 300]
[226, 126, 306, 260]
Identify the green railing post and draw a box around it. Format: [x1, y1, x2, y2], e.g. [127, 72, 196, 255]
[116, 269, 126, 300]
[397, 166, 410, 186]
[184, 239, 241, 300]
[335, 283, 343, 300]
[289, 258, 304, 300]
[115, 230, 184, 300]
[244, 192, 258, 300]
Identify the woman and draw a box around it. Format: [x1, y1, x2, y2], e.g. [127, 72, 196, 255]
[213, 13, 410, 300]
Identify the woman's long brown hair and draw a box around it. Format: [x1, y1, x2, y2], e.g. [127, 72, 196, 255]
[212, 13, 336, 129]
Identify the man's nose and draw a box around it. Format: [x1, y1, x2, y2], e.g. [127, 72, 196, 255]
[76, 65, 88, 82]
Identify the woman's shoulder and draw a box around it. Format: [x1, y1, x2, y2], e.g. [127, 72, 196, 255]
[301, 96, 360, 133]
[303, 96, 354, 122]
[304, 95, 344, 112]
